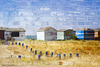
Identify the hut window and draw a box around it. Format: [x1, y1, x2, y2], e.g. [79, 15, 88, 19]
[11, 32, 19, 37]
[50, 32, 57, 35]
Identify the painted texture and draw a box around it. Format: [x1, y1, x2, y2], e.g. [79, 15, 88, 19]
[37, 32, 45, 40]
[0, 30, 5, 40]
[1, 0, 100, 35]
[76, 30, 84, 39]
[94, 31, 100, 40]
[37, 28, 57, 41]
[45, 28, 57, 41]
[5, 32, 25, 41]
[13, 32, 25, 41]
[57, 30, 75, 40]
[84, 30, 94, 40]
[57, 32, 64, 40]
[64, 30, 75, 40]
[76, 30, 94, 40]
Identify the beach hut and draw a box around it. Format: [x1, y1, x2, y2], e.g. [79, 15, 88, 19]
[0, 27, 5, 40]
[94, 28, 100, 40]
[37, 27, 57, 41]
[75, 28, 94, 40]
[4, 27, 26, 41]
[57, 29, 75, 40]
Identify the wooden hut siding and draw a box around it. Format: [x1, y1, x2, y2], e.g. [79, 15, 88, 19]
[95, 32, 98, 37]
[76, 28, 94, 40]
[94, 30, 100, 40]
[45, 28, 57, 41]
[57, 29, 75, 40]
[0, 30, 5, 40]
[4, 28, 25, 41]
[37, 27, 57, 41]
[5, 31, 25, 41]
[12, 32, 25, 41]
[4, 32, 12, 41]
[64, 30, 75, 40]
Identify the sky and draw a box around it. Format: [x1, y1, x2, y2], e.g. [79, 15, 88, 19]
[0, 0, 100, 35]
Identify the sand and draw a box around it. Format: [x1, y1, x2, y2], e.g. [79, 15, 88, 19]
[0, 40, 100, 67]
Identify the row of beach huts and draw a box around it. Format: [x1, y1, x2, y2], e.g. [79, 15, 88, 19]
[0, 27, 100, 41]
[37, 27, 100, 41]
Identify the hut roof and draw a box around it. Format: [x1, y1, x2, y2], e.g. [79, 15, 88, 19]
[37, 27, 57, 32]
[57, 29, 74, 32]
[75, 28, 93, 30]
[0, 27, 5, 30]
[93, 28, 100, 31]
[4, 28, 26, 32]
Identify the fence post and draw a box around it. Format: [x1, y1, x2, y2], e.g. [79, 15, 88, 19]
[38, 55, 41, 60]
[34, 50, 37, 55]
[19, 42, 21, 45]
[39, 51, 42, 56]
[22, 43, 24, 46]
[63, 54, 66, 59]
[15, 42, 17, 45]
[18, 55, 21, 58]
[26, 45, 28, 49]
[30, 48, 32, 52]
[51, 52, 53, 57]
[45, 52, 48, 56]
[76, 53, 79, 57]
[58, 54, 61, 60]
[69, 53, 72, 58]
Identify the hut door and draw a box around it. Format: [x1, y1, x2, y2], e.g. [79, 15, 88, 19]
[0, 30, 5, 40]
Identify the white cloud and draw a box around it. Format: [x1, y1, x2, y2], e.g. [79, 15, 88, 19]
[51, 11, 64, 16]
[24, 17, 33, 21]
[34, 22, 41, 26]
[58, 17, 66, 21]
[40, 7, 50, 11]
[14, 17, 24, 21]
[51, 12, 57, 16]
[18, 12, 33, 16]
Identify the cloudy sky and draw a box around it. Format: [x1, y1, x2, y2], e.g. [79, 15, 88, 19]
[0, 0, 100, 35]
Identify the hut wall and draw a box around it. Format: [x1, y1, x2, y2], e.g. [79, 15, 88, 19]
[64, 30, 75, 40]
[5, 32, 25, 41]
[5, 32, 11, 41]
[57, 32, 64, 40]
[84, 30, 94, 40]
[76, 30, 84, 40]
[94, 31, 100, 40]
[13, 32, 25, 41]
[37, 32, 45, 41]
[76, 30, 94, 40]
[0, 30, 5, 40]
[45, 28, 57, 41]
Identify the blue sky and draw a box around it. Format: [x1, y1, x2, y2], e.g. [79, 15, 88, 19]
[0, 0, 100, 35]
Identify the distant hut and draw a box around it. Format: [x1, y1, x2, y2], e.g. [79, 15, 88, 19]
[37, 27, 57, 41]
[4, 27, 26, 41]
[75, 28, 94, 40]
[0, 27, 5, 40]
[57, 29, 75, 40]
[93, 28, 100, 40]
